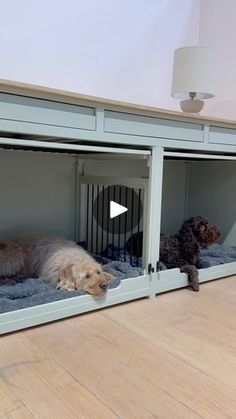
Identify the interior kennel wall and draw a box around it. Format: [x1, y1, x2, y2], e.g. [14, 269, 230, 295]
[0, 149, 77, 239]
[188, 161, 236, 245]
[161, 160, 189, 235]
[161, 159, 236, 245]
[0, 149, 150, 244]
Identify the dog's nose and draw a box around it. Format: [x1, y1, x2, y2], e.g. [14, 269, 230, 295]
[100, 281, 108, 290]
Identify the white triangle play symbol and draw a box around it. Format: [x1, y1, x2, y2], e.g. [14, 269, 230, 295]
[110, 201, 128, 219]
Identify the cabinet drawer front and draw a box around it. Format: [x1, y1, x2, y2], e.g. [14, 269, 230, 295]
[209, 126, 236, 145]
[0, 94, 96, 130]
[104, 110, 203, 141]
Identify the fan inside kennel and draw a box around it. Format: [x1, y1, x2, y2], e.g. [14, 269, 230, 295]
[156, 151, 236, 293]
[0, 140, 152, 334]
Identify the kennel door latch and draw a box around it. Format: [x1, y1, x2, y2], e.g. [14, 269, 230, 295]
[148, 263, 155, 275]
[156, 261, 161, 272]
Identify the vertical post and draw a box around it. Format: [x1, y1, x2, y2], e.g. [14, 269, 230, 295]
[75, 159, 84, 242]
[184, 161, 190, 219]
[146, 146, 164, 298]
[96, 107, 105, 132]
[203, 123, 210, 143]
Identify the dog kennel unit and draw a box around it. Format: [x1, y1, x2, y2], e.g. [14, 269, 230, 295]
[0, 141, 160, 334]
[1, 79, 236, 334]
[155, 151, 236, 294]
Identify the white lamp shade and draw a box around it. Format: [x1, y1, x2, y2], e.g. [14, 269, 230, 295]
[171, 46, 216, 99]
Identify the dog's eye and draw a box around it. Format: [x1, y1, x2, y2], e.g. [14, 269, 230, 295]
[85, 273, 90, 279]
[97, 270, 101, 275]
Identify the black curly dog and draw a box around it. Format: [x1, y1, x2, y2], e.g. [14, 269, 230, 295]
[126, 216, 221, 292]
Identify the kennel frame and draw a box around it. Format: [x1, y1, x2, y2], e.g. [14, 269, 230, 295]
[0, 138, 159, 334]
[155, 150, 236, 294]
[1, 79, 236, 333]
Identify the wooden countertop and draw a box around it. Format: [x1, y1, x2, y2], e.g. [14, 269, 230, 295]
[0, 78, 235, 128]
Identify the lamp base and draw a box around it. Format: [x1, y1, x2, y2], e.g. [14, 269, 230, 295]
[180, 99, 204, 113]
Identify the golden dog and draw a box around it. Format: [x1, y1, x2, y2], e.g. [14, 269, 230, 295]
[0, 237, 113, 296]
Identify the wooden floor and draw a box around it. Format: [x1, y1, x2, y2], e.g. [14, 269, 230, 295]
[1, 277, 236, 418]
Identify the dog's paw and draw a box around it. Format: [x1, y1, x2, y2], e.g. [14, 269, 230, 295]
[57, 279, 78, 291]
[191, 284, 200, 292]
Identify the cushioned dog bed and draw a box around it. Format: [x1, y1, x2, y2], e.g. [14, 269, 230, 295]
[1, 243, 236, 314]
[99, 242, 236, 271]
[199, 243, 236, 268]
[158, 243, 236, 270]
[0, 258, 143, 313]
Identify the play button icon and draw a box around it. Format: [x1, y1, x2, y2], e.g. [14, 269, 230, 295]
[110, 201, 128, 219]
[93, 184, 143, 234]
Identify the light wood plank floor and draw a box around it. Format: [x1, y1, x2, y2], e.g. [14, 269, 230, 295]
[1, 276, 236, 418]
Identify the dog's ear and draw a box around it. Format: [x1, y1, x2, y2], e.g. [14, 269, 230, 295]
[59, 264, 75, 282]
[178, 218, 195, 241]
[178, 226, 194, 241]
[57, 264, 83, 290]
[104, 271, 114, 281]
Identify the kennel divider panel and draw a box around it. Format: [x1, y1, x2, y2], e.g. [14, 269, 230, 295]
[79, 175, 149, 268]
[145, 146, 165, 297]
[155, 150, 236, 294]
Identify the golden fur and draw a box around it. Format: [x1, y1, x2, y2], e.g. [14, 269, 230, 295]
[0, 237, 113, 296]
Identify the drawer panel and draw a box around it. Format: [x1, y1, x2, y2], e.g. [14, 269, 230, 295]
[209, 126, 236, 145]
[0, 93, 96, 131]
[104, 110, 204, 141]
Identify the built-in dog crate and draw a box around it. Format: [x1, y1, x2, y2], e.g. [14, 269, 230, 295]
[155, 151, 236, 294]
[0, 141, 157, 334]
[1, 79, 236, 334]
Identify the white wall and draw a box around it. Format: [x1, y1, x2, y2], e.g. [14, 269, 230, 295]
[199, 0, 236, 119]
[1, 1, 236, 119]
[0, 0, 199, 109]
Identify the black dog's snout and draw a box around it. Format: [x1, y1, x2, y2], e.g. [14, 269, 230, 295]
[100, 281, 108, 290]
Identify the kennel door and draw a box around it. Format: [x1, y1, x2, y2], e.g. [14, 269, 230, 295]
[79, 175, 149, 269]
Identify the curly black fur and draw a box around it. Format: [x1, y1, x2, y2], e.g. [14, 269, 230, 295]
[126, 216, 221, 292]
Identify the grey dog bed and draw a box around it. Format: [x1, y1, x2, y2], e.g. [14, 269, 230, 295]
[1, 243, 236, 314]
[158, 243, 236, 270]
[0, 260, 143, 314]
[199, 243, 236, 268]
